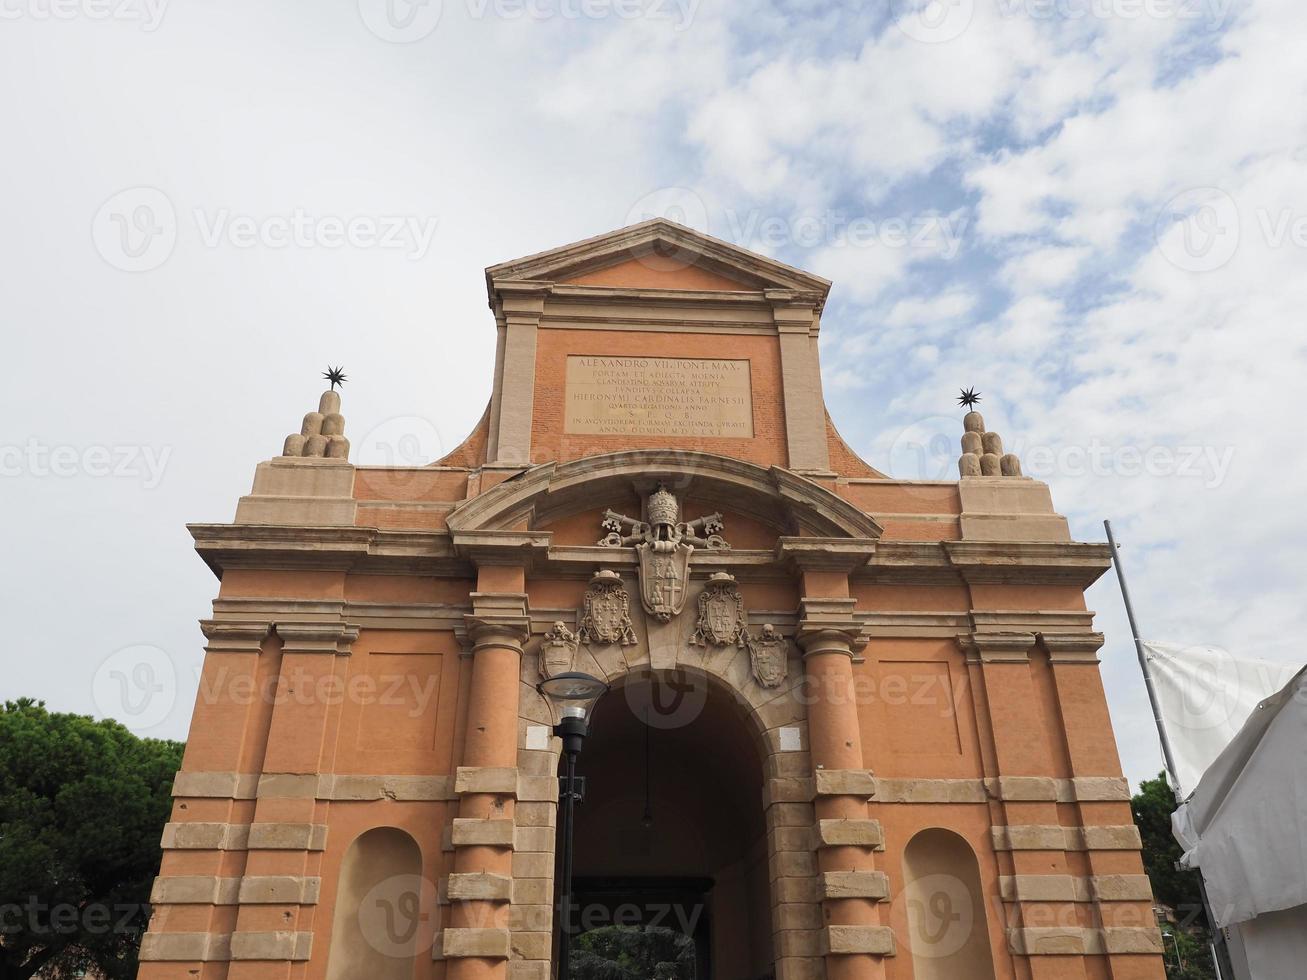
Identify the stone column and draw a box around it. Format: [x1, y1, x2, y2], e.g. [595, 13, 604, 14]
[796, 596, 891, 980]
[488, 283, 548, 465]
[1040, 635, 1166, 976]
[767, 290, 832, 474]
[225, 621, 357, 978]
[968, 632, 1087, 980]
[443, 587, 531, 979]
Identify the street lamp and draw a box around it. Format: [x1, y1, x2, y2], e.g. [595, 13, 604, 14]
[536, 671, 609, 980]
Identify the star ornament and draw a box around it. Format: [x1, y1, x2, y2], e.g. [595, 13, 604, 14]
[324, 366, 347, 390]
[957, 387, 982, 411]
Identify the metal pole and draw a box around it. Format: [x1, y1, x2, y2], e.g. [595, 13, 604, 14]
[1104, 519, 1183, 793]
[1104, 519, 1236, 980]
[557, 750, 578, 980]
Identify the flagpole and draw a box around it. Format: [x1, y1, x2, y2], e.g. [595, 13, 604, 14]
[1103, 519, 1183, 794]
[1103, 519, 1236, 980]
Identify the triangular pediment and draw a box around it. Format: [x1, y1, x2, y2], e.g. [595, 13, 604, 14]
[485, 219, 831, 298]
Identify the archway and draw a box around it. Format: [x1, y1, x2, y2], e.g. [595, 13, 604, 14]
[568, 668, 774, 980]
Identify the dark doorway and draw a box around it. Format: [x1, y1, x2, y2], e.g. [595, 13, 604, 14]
[566, 669, 773, 980]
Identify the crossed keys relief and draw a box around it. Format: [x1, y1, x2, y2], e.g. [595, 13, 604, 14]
[598, 484, 730, 622]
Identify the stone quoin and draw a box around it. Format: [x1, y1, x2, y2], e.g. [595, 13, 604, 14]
[139, 220, 1164, 980]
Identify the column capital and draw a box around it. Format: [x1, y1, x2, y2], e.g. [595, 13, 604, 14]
[960, 631, 1037, 663]
[796, 597, 867, 657]
[1038, 632, 1105, 663]
[465, 593, 531, 648]
[200, 620, 271, 654]
[274, 622, 360, 656]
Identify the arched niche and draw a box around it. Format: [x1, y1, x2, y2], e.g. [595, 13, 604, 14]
[324, 826, 425, 980]
[899, 828, 997, 980]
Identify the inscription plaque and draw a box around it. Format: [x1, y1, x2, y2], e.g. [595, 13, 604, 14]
[564, 356, 754, 438]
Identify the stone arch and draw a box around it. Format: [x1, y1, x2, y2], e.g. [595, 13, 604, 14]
[447, 449, 883, 540]
[898, 828, 997, 980]
[517, 626, 819, 978]
[324, 826, 426, 980]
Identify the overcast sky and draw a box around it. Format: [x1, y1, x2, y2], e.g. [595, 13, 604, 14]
[2, 0, 1303, 791]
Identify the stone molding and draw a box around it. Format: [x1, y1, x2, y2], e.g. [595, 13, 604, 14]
[199, 620, 271, 654]
[138, 931, 232, 962]
[441, 927, 512, 959]
[229, 930, 313, 961]
[812, 769, 876, 800]
[819, 871, 889, 901]
[466, 592, 532, 648]
[1008, 926, 1164, 956]
[991, 824, 1143, 852]
[161, 821, 327, 852]
[275, 622, 360, 656]
[815, 818, 884, 850]
[447, 872, 514, 902]
[776, 536, 878, 574]
[821, 925, 896, 956]
[190, 522, 1114, 588]
[452, 817, 517, 847]
[796, 598, 868, 658]
[147, 873, 322, 908]
[873, 775, 1130, 804]
[999, 874, 1154, 903]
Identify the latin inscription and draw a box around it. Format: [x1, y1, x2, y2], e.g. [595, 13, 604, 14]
[564, 356, 754, 438]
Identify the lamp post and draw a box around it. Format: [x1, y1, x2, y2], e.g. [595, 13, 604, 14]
[536, 671, 609, 980]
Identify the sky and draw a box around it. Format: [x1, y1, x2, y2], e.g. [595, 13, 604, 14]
[2, 0, 1304, 792]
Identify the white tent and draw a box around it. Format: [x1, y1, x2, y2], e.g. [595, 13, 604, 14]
[1172, 665, 1307, 980]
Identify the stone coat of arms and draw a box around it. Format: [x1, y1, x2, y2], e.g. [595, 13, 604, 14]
[539, 621, 578, 679]
[599, 484, 730, 623]
[691, 572, 748, 648]
[747, 623, 790, 688]
[577, 570, 636, 646]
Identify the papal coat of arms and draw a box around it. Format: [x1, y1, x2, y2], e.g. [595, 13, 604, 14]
[691, 572, 748, 648]
[539, 621, 578, 679]
[747, 623, 789, 688]
[577, 570, 636, 646]
[599, 484, 730, 623]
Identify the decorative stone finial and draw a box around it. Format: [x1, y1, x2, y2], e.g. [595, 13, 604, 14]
[281, 369, 351, 461]
[955, 388, 1022, 478]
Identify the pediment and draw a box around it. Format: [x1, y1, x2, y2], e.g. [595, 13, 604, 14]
[446, 450, 882, 543]
[484, 219, 831, 299]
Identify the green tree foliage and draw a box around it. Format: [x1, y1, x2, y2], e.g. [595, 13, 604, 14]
[571, 926, 696, 980]
[1131, 771, 1215, 980]
[0, 699, 184, 980]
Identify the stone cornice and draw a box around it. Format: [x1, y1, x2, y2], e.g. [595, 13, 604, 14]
[943, 541, 1113, 586]
[776, 536, 878, 574]
[450, 529, 552, 569]
[191, 523, 1110, 591]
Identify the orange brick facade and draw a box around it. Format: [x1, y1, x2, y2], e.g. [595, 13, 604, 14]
[140, 221, 1165, 980]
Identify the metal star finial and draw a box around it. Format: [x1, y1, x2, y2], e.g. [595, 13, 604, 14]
[957, 387, 981, 411]
[323, 366, 347, 390]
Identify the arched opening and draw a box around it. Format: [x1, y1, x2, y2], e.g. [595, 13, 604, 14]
[899, 828, 996, 980]
[568, 668, 773, 980]
[324, 826, 425, 980]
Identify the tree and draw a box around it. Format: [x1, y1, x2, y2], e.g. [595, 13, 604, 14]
[571, 926, 696, 980]
[1131, 772, 1216, 980]
[0, 700, 184, 980]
